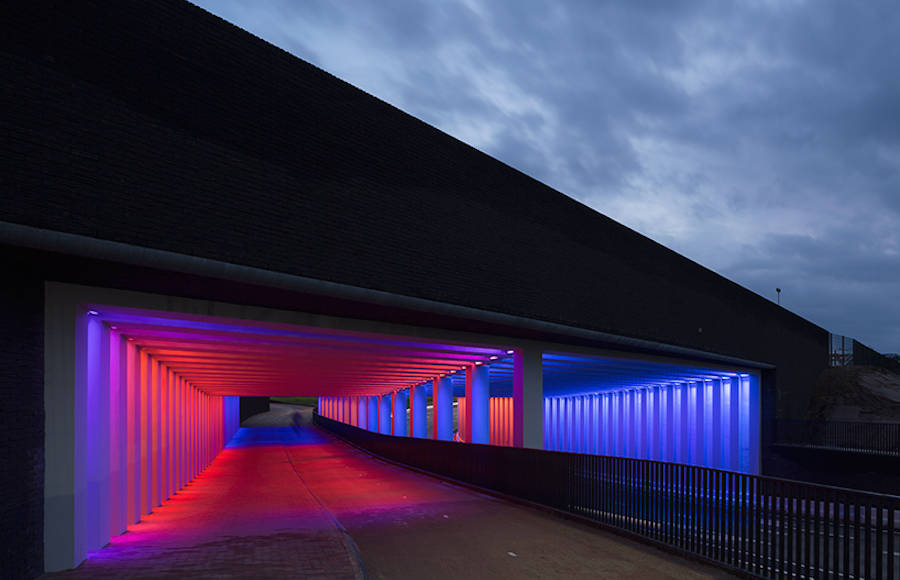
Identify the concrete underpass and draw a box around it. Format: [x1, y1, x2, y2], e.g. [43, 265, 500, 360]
[42, 283, 762, 576]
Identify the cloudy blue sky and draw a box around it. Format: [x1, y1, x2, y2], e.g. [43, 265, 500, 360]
[193, 0, 899, 354]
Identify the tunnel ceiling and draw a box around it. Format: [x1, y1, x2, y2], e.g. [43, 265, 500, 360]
[92, 306, 509, 397]
[461, 352, 747, 398]
[91, 306, 749, 399]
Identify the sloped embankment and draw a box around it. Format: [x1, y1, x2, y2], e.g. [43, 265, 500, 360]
[807, 365, 900, 421]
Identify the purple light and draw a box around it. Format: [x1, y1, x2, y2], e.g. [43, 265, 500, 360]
[88, 310, 100, 316]
[506, 350, 514, 354]
[489, 356, 498, 360]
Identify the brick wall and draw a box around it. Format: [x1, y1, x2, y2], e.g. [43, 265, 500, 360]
[0, 2, 827, 395]
[0, 264, 44, 579]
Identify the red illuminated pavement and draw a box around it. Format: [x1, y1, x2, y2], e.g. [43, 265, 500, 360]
[42, 410, 364, 579]
[45, 404, 736, 579]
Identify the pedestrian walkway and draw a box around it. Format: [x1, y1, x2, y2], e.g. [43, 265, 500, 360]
[42, 420, 364, 579]
[44, 404, 736, 579]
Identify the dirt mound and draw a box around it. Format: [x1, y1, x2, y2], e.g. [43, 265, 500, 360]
[807, 366, 900, 421]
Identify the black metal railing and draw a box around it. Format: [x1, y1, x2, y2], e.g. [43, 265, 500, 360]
[776, 420, 900, 457]
[316, 413, 900, 579]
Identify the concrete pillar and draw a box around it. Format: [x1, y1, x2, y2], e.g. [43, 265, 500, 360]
[661, 386, 673, 461]
[728, 377, 740, 471]
[512, 348, 542, 449]
[433, 377, 453, 441]
[410, 383, 427, 438]
[379, 394, 392, 434]
[747, 374, 760, 474]
[650, 387, 660, 461]
[576, 396, 584, 453]
[464, 364, 489, 444]
[109, 331, 127, 536]
[692, 381, 704, 466]
[712, 380, 723, 469]
[675, 384, 686, 464]
[601, 394, 611, 455]
[358, 396, 367, 430]
[635, 389, 646, 459]
[392, 390, 408, 436]
[84, 316, 111, 551]
[368, 396, 378, 432]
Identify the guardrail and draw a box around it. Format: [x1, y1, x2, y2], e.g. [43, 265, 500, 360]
[776, 420, 900, 457]
[315, 412, 899, 579]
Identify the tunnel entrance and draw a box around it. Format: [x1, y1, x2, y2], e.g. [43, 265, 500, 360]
[44, 282, 762, 571]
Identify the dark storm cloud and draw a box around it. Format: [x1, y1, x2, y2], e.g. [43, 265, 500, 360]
[193, 0, 900, 353]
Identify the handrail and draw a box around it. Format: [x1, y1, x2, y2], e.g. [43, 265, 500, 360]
[776, 419, 900, 457]
[316, 412, 900, 579]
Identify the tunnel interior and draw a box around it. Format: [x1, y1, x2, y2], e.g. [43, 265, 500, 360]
[57, 300, 760, 570]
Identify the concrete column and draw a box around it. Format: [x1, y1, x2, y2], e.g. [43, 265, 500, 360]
[747, 374, 760, 474]
[392, 390, 408, 436]
[675, 384, 686, 464]
[574, 396, 583, 453]
[410, 383, 427, 438]
[84, 316, 111, 551]
[512, 348, 542, 449]
[712, 380, 723, 469]
[549, 398, 558, 450]
[358, 396, 368, 429]
[368, 396, 378, 432]
[703, 381, 714, 467]
[601, 394, 610, 455]
[692, 381, 704, 466]
[728, 377, 740, 471]
[109, 331, 127, 536]
[649, 387, 660, 461]
[542, 397, 550, 449]
[661, 386, 673, 461]
[621, 391, 631, 457]
[635, 389, 646, 459]
[613, 392, 623, 456]
[125, 341, 140, 526]
[464, 364, 490, 444]
[379, 394, 392, 434]
[432, 377, 453, 441]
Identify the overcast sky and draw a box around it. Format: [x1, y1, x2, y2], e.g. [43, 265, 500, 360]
[193, 0, 899, 354]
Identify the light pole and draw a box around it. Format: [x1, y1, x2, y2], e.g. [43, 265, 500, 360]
[776, 287, 781, 305]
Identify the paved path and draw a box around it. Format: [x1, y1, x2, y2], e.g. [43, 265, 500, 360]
[45, 404, 736, 579]
[42, 408, 363, 579]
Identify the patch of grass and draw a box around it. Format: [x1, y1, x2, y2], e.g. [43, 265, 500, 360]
[270, 396, 318, 407]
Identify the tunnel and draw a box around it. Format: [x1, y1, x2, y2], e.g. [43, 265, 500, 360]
[44, 283, 761, 571]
